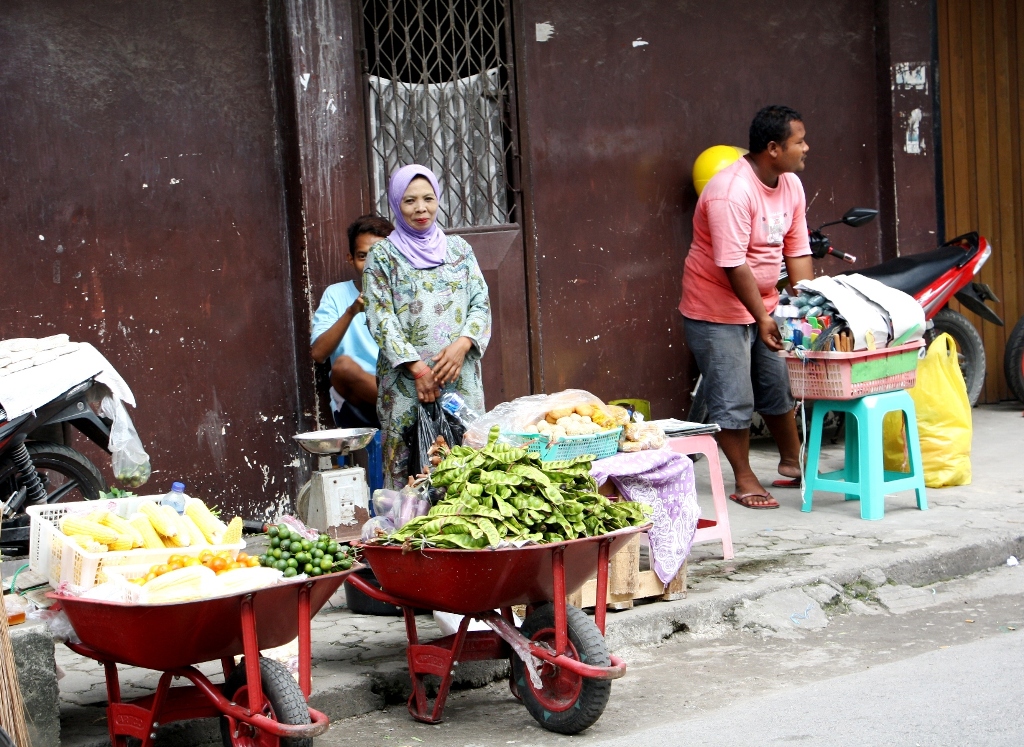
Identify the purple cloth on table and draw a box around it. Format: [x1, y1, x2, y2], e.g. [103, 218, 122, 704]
[590, 449, 700, 585]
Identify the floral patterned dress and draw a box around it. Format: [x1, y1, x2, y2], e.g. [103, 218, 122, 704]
[364, 234, 492, 487]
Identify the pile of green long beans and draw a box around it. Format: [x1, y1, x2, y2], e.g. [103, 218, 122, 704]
[380, 427, 651, 549]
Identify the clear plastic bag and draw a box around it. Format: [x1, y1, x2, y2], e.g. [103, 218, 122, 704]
[396, 484, 430, 529]
[275, 514, 320, 541]
[371, 489, 402, 522]
[98, 395, 151, 487]
[361, 515, 396, 541]
[463, 389, 604, 448]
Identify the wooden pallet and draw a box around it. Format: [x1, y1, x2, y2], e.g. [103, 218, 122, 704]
[567, 534, 687, 611]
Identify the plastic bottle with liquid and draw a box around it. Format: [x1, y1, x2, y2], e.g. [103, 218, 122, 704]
[440, 391, 480, 426]
[161, 481, 189, 515]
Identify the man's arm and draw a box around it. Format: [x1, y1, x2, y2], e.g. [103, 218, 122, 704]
[784, 255, 814, 286]
[723, 264, 784, 352]
[310, 296, 364, 364]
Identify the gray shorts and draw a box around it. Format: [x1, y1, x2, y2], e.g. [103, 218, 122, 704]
[683, 316, 794, 430]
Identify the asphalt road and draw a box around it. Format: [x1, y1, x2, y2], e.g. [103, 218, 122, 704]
[321, 565, 1024, 747]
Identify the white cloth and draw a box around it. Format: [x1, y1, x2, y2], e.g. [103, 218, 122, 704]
[0, 342, 134, 420]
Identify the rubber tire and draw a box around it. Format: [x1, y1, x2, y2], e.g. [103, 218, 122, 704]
[511, 603, 611, 735]
[220, 657, 312, 747]
[932, 308, 986, 407]
[1004, 315, 1024, 404]
[27, 442, 106, 502]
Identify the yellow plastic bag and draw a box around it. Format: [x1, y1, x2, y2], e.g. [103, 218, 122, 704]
[883, 333, 972, 486]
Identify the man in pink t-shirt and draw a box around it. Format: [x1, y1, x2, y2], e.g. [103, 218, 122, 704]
[680, 105, 814, 509]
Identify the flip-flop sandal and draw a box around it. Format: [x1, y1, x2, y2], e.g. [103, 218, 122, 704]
[771, 478, 802, 488]
[729, 492, 780, 510]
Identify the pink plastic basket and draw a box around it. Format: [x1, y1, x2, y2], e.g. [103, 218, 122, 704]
[782, 339, 925, 400]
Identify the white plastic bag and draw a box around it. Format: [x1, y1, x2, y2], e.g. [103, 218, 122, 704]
[99, 395, 151, 487]
[464, 389, 604, 448]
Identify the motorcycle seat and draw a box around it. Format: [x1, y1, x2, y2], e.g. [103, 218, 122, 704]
[848, 244, 970, 296]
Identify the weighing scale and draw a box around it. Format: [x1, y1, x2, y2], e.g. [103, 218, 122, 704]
[293, 427, 377, 543]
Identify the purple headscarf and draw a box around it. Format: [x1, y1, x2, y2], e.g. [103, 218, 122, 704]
[387, 165, 447, 269]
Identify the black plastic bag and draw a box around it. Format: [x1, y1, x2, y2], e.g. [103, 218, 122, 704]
[401, 401, 466, 477]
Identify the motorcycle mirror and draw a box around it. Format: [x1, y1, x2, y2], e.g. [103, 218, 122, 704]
[842, 207, 878, 228]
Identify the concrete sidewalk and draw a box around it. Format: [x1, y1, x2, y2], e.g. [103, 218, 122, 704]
[55, 403, 1024, 746]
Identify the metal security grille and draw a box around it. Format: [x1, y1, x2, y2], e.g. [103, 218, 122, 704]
[361, 0, 518, 228]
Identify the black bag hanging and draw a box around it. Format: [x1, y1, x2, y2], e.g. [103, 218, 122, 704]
[401, 401, 466, 478]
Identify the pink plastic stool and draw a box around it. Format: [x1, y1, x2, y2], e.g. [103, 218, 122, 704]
[669, 435, 734, 560]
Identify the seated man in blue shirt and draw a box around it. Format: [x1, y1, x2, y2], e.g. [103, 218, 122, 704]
[310, 215, 394, 429]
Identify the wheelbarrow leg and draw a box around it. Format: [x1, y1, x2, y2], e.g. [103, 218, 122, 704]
[102, 661, 129, 747]
[138, 672, 174, 747]
[297, 581, 313, 698]
[406, 610, 472, 724]
[240, 594, 265, 715]
[595, 538, 612, 635]
[552, 546, 567, 655]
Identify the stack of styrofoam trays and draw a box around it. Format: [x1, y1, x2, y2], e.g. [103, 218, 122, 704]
[0, 335, 80, 377]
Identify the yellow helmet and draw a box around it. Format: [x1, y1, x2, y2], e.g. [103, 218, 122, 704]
[692, 145, 749, 196]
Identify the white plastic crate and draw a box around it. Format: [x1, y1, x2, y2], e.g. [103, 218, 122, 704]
[27, 495, 244, 590]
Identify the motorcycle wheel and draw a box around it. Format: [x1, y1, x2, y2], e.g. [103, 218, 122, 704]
[931, 308, 986, 407]
[0, 442, 106, 505]
[1004, 315, 1024, 404]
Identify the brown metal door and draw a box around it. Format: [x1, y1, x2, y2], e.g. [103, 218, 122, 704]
[357, 0, 532, 405]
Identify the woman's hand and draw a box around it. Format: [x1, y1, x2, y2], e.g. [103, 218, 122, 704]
[431, 337, 473, 387]
[407, 361, 440, 403]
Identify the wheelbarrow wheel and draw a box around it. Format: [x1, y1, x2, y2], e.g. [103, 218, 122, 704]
[511, 603, 611, 735]
[220, 657, 312, 747]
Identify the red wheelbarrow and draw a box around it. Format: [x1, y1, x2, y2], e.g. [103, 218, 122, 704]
[349, 525, 646, 734]
[51, 570, 356, 747]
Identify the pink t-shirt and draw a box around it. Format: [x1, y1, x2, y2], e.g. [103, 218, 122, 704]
[679, 157, 810, 324]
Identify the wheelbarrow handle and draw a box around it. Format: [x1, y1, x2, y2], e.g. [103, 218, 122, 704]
[345, 571, 413, 609]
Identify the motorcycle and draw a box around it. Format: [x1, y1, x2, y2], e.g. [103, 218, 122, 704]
[689, 207, 1003, 423]
[0, 377, 113, 553]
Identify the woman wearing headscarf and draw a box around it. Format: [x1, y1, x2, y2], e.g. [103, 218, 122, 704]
[364, 165, 492, 487]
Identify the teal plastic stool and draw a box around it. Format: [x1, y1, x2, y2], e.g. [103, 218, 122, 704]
[803, 390, 928, 520]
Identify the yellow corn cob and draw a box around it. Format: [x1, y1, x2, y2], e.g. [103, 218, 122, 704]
[141, 565, 214, 604]
[61, 516, 119, 545]
[222, 516, 243, 545]
[159, 506, 191, 547]
[185, 499, 227, 544]
[139, 501, 178, 538]
[100, 512, 146, 549]
[87, 509, 110, 523]
[129, 514, 165, 550]
[108, 535, 133, 552]
[68, 534, 107, 553]
[181, 515, 208, 547]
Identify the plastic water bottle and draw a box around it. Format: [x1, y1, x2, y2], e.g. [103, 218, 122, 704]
[440, 391, 480, 426]
[161, 481, 188, 515]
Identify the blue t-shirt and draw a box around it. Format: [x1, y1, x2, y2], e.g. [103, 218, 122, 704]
[310, 281, 379, 374]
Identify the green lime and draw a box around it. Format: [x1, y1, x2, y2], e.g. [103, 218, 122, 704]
[312, 548, 324, 559]
[301, 539, 312, 551]
[310, 567, 323, 577]
[270, 536, 280, 548]
[283, 567, 297, 578]
[280, 551, 291, 561]
[271, 548, 282, 559]
[326, 542, 339, 555]
[267, 526, 279, 538]
[319, 558, 332, 571]
[286, 558, 298, 568]
[274, 559, 288, 571]
[338, 558, 353, 570]
[315, 541, 326, 552]
[277, 524, 291, 539]
[319, 533, 329, 543]
[303, 563, 314, 575]
[322, 554, 333, 565]
[260, 554, 270, 567]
